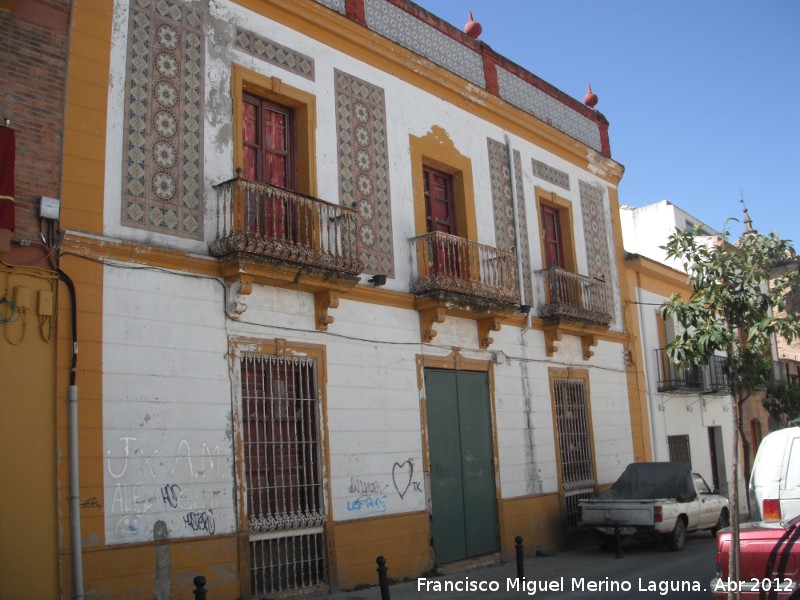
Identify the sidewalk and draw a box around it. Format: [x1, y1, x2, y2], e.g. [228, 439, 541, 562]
[292, 531, 719, 600]
[292, 539, 673, 600]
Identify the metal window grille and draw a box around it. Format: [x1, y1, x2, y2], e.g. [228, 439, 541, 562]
[565, 490, 595, 531]
[240, 353, 326, 597]
[667, 434, 692, 468]
[554, 378, 596, 531]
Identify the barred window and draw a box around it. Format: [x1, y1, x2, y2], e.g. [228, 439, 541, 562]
[240, 352, 326, 596]
[667, 434, 692, 467]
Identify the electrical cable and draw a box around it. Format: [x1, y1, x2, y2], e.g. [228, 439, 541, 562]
[60, 250, 628, 374]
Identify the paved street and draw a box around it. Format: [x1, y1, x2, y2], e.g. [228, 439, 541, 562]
[296, 532, 718, 600]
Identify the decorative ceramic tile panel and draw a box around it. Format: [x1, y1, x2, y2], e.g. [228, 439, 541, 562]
[364, 0, 485, 88]
[532, 158, 570, 191]
[122, 0, 205, 239]
[578, 179, 616, 313]
[334, 70, 394, 277]
[234, 27, 315, 81]
[315, 0, 346, 14]
[487, 138, 533, 305]
[497, 68, 602, 153]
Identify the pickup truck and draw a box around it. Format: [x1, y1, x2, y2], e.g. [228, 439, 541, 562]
[579, 462, 729, 551]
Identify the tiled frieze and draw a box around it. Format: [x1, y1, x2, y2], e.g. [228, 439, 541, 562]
[364, 0, 485, 88]
[532, 158, 570, 191]
[234, 27, 315, 81]
[578, 180, 615, 311]
[334, 70, 394, 277]
[487, 138, 533, 305]
[315, 0, 346, 15]
[497, 68, 602, 153]
[121, 0, 205, 239]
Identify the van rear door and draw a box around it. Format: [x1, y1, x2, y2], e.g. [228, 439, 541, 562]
[781, 435, 800, 520]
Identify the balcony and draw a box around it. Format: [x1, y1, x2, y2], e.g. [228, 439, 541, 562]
[410, 231, 520, 307]
[533, 267, 613, 327]
[654, 349, 730, 394]
[409, 231, 520, 347]
[211, 177, 362, 276]
[210, 177, 363, 328]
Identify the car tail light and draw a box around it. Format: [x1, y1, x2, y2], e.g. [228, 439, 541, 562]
[762, 498, 782, 522]
[715, 550, 722, 576]
[654, 506, 662, 523]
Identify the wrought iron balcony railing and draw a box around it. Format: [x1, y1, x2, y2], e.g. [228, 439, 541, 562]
[654, 349, 731, 394]
[654, 348, 703, 393]
[707, 355, 731, 393]
[409, 231, 520, 306]
[533, 267, 613, 326]
[210, 177, 362, 276]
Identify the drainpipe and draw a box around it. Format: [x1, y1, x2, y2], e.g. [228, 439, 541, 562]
[504, 135, 527, 323]
[59, 268, 84, 600]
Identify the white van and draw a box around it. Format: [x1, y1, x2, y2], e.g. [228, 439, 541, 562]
[749, 426, 800, 521]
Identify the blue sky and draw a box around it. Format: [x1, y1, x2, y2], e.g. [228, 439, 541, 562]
[413, 0, 800, 246]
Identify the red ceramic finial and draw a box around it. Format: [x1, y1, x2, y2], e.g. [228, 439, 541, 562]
[583, 83, 599, 109]
[464, 11, 482, 39]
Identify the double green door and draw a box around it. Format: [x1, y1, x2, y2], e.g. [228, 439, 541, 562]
[425, 369, 499, 564]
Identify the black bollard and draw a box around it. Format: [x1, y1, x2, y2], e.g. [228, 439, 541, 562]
[193, 575, 207, 600]
[376, 555, 391, 600]
[514, 536, 525, 580]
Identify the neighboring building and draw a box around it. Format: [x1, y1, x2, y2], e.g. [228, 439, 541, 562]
[0, 2, 70, 599]
[621, 202, 770, 511]
[772, 259, 800, 388]
[3, 0, 649, 597]
[619, 199, 720, 271]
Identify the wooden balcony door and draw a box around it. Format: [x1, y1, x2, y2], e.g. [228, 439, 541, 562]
[541, 204, 565, 270]
[242, 93, 298, 241]
[541, 204, 581, 306]
[423, 166, 460, 277]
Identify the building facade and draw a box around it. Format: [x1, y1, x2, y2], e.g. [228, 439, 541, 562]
[3, 1, 651, 598]
[621, 202, 769, 514]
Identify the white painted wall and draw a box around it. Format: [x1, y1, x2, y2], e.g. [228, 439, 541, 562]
[102, 261, 634, 541]
[620, 201, 721, 272]
[102, 265, 233, 544]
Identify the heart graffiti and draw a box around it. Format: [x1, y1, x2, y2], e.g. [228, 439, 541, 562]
[392, 460, 413, 499]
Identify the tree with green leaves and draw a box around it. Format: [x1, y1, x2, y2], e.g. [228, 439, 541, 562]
[660, 221, 799, 595]
[764, 380, 800, 427]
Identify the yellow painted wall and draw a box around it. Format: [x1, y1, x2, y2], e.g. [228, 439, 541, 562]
[329, 511, 431, 590]
[498, 493, 565, 559]
[0, 265, 60, 599]
[75, 535, 239, 598]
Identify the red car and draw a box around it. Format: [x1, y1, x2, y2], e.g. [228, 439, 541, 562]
[711, 514, 800, 599]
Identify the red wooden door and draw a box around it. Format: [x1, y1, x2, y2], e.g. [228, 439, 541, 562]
[541, 204, 564, 269]
[424, 166, 456, 235]
[423, 166, 458, 276]
[242, 94, 296, 240]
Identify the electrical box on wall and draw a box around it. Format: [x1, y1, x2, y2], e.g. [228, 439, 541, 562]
[38, 290, 54, 317]
[13, 286, 31, 310]
[39, 196, 61, 220]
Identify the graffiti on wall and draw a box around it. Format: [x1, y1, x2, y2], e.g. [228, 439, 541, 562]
[104, 435, 228, 542]
[345, 459, 422, 515]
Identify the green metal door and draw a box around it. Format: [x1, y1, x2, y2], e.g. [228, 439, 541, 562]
[425, 369, 499, 564]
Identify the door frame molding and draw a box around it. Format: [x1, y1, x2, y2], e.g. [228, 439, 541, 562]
[416, 350, 503, 564]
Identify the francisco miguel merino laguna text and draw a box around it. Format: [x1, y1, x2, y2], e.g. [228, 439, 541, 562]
[417, 576, 702, 595]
